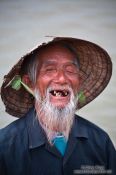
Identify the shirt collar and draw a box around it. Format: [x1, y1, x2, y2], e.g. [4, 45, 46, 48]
[25, 108, 88, 149]
[25, 108, 46, 149]
[71, 115, 89, 139]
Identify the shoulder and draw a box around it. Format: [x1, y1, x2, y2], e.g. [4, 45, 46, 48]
[75, 115, 113, 146]
[0, 116, 26, 145]
[74, 115, 116, 157]
[76, 115, 107, 134]
[0, 108, 35, 145]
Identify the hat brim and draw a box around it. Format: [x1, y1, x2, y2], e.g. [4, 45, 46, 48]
[1, 37, 112, 117]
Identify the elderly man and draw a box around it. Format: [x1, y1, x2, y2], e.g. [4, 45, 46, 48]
[0, 37, 116, 175]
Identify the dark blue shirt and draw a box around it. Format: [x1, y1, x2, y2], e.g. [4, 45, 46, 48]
[0, 108, 116, 175]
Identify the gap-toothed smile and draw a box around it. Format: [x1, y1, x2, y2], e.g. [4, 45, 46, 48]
[50, 90, 69, 97]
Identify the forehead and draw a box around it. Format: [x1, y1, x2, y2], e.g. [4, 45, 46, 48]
[37, 44, 78, 65]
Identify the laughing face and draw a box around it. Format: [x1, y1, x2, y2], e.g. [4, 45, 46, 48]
[34, 44, 80, 109]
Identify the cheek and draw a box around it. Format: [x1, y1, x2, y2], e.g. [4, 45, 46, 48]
[35, 76, 51, 95]
[70, 77, 80, 94]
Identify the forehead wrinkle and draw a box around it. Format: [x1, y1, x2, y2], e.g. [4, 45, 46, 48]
[42, 59, 78, 66]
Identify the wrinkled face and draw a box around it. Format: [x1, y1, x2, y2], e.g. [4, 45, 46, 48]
[34, 45, 80, 108]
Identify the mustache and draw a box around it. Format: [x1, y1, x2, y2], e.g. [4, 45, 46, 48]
[47, 85, 72, 91]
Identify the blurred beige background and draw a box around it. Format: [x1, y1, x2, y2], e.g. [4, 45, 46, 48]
[0, 0, 116, 147]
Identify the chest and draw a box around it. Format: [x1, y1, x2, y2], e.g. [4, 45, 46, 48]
[5, 138, 106, 175]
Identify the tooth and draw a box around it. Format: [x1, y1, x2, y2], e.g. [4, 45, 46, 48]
[57, 92, 61, 96]
[64, 91, 67, 96]
[56, 93, 58, 96]
[59, 93, 62, 96]
[58, 92, 61, 96]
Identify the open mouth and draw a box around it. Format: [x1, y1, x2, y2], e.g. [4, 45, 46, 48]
[49, 90, 69, 97]
[48, 88, 71, 107]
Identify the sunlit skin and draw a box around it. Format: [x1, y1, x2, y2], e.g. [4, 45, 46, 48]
[34, 44, 81, 108]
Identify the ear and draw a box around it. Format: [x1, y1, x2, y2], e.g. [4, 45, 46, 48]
[22, 75, 34, 91]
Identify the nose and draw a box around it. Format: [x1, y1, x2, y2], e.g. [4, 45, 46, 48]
[53, 69, 68, 84]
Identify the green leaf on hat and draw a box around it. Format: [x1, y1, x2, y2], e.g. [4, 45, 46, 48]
[5, 75, 34, 96]
[11, 75, 21, 90]
[78, 90, 86, 104]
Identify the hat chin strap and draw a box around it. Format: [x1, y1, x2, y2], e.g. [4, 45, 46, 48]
[20, 81, 34, 97]
[5, 75, 34, 97]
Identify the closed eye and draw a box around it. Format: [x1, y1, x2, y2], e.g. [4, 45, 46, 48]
[45, 67, 56, 72]
[65, 65, 79, 74]
[41, 65, 56, 73]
